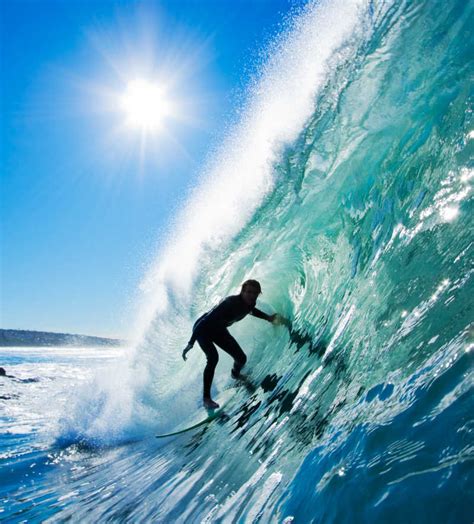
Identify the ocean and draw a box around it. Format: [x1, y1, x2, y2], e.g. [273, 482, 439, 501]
[1, 0, 473, 521]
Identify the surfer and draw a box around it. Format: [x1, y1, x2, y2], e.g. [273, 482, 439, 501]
[182, 279, 287, 409]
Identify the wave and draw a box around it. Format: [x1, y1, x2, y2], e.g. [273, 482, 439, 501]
[54, 0, 473, 519]
[58, 0, 371, 444]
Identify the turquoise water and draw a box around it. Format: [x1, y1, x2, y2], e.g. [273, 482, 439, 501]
[1, 0, 473, 521]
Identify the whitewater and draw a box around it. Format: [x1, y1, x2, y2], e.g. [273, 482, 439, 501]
[1, 0, 472, 521]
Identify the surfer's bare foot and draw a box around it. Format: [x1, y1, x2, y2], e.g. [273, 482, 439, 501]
[231, 368, 241, 379]
[203, 397, 219, 409]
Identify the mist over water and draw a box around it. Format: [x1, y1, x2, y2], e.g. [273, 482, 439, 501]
[2, 0, 473, 521]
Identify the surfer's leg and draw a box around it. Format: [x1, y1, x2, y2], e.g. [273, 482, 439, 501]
[196, 334, 219, 400]
[214, 330, 247, 378]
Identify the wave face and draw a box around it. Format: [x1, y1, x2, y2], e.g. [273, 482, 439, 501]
[48, 0, 473, 521]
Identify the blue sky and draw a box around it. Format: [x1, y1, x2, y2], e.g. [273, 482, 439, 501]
[1, 0, 301, 338]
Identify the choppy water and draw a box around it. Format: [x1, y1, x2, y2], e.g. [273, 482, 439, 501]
[2, 0, 473, 521]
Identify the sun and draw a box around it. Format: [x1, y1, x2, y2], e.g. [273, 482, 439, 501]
[121, 79, 172, 131]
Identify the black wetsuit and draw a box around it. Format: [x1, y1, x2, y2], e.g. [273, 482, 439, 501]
[189, 295, 271, 398]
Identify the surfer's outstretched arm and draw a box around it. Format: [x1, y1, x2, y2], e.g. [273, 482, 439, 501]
[251, 308, 273, 322]
[252, 309, 290, 327]
[272, 313, 291, 327]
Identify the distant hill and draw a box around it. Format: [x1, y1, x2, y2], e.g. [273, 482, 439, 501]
[0, 329, 125, 348]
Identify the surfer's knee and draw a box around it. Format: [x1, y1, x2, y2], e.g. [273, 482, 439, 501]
[206, 352, 219, 368]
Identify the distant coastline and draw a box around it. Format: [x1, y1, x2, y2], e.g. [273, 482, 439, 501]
[0, 329, 125, 348]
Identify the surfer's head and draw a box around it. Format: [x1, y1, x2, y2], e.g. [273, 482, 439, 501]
[0, 368, 6, 376]
[240, 280, 261, 307]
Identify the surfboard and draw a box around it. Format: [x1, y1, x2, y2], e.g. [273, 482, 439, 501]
[155, 407, 226, 439]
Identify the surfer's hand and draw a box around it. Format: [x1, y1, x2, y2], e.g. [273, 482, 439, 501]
[271, 314, 290, 327]
[182, 343, 192, 361]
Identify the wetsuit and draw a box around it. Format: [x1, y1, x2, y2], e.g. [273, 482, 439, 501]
[189, 295, 271, 398]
